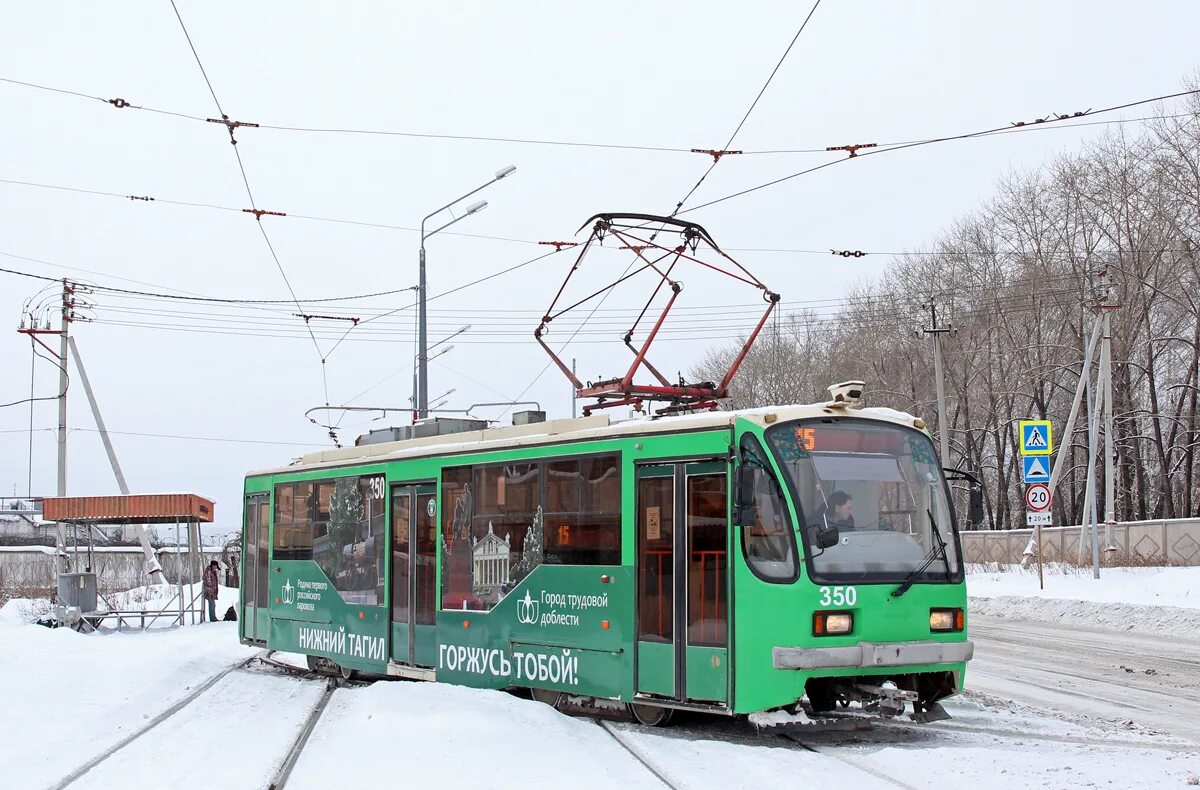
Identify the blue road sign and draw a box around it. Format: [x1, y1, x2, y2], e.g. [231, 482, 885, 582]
[1022, 456, 1050, 484]
[1019, 420, 1053, 456]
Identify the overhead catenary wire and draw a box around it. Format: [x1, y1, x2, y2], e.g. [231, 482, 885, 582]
[16, 171, 1193, 261]
[681, 87, 1200, 215]
[166, 0, 332, 411]
[670, 0, 823, 216]
[4, 71, 1192, 159]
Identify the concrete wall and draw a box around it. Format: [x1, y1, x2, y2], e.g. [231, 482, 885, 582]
[961, 518, 1200, 565]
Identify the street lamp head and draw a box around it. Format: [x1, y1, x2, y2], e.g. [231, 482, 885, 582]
[495, 165, 517, 180]
[465, 200, 488, 215]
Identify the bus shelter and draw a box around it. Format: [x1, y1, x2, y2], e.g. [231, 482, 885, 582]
[41, 494, 215, 630]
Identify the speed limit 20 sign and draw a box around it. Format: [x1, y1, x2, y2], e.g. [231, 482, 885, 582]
[1025, 483, 1052, 512]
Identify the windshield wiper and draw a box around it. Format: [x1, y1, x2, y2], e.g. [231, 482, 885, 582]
[891, 509, 951, 598]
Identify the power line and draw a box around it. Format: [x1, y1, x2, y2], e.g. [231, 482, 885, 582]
[0, 250, 418, 305]
[1, 341, 68, 411]
[6, 425, 323, 448]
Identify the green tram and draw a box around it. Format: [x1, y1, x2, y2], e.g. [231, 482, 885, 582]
[240, 396, 979, 723]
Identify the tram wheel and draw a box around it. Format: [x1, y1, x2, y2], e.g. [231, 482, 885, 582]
[628, 703, 674, 727]
[339, 664, 359, 681]
[531, 688, 564, 708]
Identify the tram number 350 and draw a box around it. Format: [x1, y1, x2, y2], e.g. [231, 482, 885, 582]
[818, 586, 857, 607]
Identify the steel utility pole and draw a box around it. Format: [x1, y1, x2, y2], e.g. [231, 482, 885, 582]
[923, 301, 955, 464]
[417, 165, 516, 419]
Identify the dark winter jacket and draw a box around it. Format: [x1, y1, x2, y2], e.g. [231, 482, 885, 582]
[202, 566, 220, 600]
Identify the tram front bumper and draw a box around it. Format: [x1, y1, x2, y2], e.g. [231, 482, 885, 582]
[772, 640, 974, 671]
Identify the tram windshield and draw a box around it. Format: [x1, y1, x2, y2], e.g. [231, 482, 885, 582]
[766, 418, 962, 585]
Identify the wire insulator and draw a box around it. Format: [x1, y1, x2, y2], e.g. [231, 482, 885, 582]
[243, 208, 286, 220]
[825, 143, 877, 158]
[830, 249, 867, 258]
[539, 241, 579, 251]
[690, 148, 743, 162]
[107, 98, 132, 109]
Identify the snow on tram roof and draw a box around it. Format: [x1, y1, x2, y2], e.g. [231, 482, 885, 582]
[251, 402, 926, 477]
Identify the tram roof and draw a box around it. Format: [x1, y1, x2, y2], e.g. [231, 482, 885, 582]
[252, 403, 924, 477]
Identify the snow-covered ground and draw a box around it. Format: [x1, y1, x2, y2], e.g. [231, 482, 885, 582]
[967, 564, 1200, 638]
[3, 570, 1198, 789]
[0, 619, 256, 789]
[968, 564, 1198, 608]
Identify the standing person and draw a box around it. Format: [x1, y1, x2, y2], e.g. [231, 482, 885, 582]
[202, 560, 220, 623]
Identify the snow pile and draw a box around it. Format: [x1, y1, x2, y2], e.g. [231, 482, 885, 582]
[747, 708, 812, 728]
[0, 619, 255, 790]
[968, 564, 1200, 638]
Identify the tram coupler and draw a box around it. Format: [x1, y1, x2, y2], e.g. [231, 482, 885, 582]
[852, 682, 918, 718]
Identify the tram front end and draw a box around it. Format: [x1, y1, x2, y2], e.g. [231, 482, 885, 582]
[733, 408, 979, 722]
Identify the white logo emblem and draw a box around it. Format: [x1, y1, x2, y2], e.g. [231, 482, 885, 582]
[281, 578, 295, 605]
[426, 499, 437, 518]
[516, 590, 540, 625]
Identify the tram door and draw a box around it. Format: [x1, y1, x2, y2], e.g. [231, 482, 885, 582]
[635, 462, 729, 704]
[241, 493, 270, 643]
[390, 483, 438, 666]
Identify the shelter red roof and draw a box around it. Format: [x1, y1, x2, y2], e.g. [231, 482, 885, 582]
[42, 494, 215, 524]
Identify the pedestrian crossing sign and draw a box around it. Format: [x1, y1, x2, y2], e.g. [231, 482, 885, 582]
[1019, 420, 1053, 456]
[1022, 455, 1050, 484]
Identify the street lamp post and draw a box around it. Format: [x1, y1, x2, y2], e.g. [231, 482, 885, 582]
[417, 165, 516, 419]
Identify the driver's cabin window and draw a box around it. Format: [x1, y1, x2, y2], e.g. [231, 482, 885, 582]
[738, 434, 797, 582]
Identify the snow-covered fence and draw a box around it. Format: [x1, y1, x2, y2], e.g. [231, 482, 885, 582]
[961, 518, 1200, 566]
[0, 545, 236, 604]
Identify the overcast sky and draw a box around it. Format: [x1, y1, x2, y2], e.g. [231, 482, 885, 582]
[3, 1, 1198, 536]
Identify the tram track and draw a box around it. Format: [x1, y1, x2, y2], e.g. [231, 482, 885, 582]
[49, 650, 358, 790]
[597, 720, 684, 790]
[267, 677, 339, 790]
[776, 733, 919, 790]
[50, 651, 263, 790]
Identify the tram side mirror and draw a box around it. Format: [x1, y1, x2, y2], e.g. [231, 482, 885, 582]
[968, 482, 985, 528]
[815, 521, 840, 550]
[735, 464, 757, 525]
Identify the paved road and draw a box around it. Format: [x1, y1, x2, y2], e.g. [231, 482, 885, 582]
[968, 614, 1200, 744]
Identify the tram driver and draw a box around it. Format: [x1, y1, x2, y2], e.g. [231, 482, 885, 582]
[818, 491, 856, 531]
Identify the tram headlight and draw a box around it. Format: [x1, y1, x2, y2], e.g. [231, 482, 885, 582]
[813, 611, 853, 636]
[929, 608, 964, 632]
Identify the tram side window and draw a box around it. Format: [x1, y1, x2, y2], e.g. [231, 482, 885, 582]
[440, 453, 623, 613]
[441, 466, 477, 610]
[544, 455, 621, 566]
[273, 482, 314, 560]
[312, 474, 386, 606]
[738, 435, 798, 582]
[472, 463, 540, 610]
